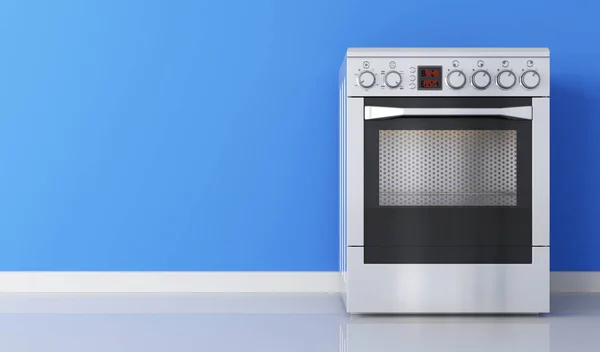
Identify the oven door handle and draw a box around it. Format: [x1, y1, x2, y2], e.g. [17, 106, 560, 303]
[364, 106, 532, 120]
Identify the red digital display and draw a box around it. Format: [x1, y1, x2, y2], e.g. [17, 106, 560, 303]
[420, 69, 440, 78]
[421, 80, 440, 88]
[417, 66, 443, 90]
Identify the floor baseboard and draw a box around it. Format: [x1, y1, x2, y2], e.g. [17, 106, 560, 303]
[551, 272, 600, 293]
[0, 271, 597, 293]
[0, 272, 339, 293]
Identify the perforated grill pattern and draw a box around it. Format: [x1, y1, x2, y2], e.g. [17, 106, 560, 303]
[379, 130, 517, 206]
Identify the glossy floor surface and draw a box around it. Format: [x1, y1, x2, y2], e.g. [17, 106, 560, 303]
[0, 293, 598, 351]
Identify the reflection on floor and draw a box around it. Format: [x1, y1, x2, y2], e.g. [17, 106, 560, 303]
[0, 294, 598, 351]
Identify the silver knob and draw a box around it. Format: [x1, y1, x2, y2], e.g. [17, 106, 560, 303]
[496, 70, 517, 89]
[384, 71, 402, 88]
[520, 70, 541, 89]
[446, 70, 466, 89]
[471, 70, 491, 90]
[358, 71, 376, 88]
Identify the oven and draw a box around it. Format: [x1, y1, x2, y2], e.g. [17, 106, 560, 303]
[339, 48, 550, 314]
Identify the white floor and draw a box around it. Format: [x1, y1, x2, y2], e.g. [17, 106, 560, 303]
[0, 293, 597, 351]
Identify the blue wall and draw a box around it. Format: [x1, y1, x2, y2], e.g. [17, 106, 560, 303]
[0, 0, 598, 271]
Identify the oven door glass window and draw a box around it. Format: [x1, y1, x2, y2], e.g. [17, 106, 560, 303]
[364, 116, 532, 264]
[379, 129, 517, 207]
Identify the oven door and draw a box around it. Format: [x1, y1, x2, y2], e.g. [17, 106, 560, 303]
[364, 98, 532, 264]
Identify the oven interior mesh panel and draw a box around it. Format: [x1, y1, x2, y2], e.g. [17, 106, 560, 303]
[379, 130, 517, 206]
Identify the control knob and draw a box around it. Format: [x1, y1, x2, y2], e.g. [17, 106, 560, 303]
[446, 70, 466, 89]
[520, 70, 541, 89]
[358, 71, 376, 88]
[496, 70, 517, 89]
[384, 71, 402, 88]
[472, 70, 491, 90]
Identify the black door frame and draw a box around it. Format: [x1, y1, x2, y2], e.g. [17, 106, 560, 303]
[363, 97, 533, 264]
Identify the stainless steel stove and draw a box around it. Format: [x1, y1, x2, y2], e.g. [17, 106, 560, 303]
[339, 48, 550, 314]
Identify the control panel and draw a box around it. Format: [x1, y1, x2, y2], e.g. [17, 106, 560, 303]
[345, 56, 549, 97]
